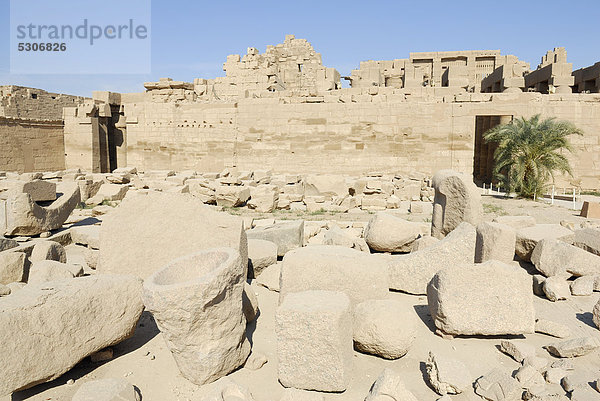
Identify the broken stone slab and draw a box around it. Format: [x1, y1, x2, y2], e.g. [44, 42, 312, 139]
[531, 238, 600, 277]
[71, 378, 140, 401]
[0, 237, 18, 252]
[543, 276, 571, 302]
[410, 235, 439, 252]
[545, 337, 600, 358]
[246, 220, 304, 257]
[500, 340, 537, 363]
[85, 183, 129, 206]
[570, 276, 595, 296]
[142, 248, 250, 386]
[389, 222, 476, 295]
[27, 260, 83, 284]
[247, 185, 278, 213]
[474, 368, 522, 401]
[516, 224, 574, 262]
[431, 170, 482, 239]
[255, 262, 280, 292]
[425, 351, 472, 395]
[30, 241, 67, 263]
[247, 238, 277, 279]
[276, 290, 352, 392]
[215, 185, 250, 207]
[98, 192, 247, 280]
[0, 250, 26, 284]
[572, 228, 600, 256]
[493, 215, 536, 229]
[353, 299, 416, 359]
[475, 221, 516, 263]
[427, 260, 535, 336]
[363, 211, 422, 252]
[545, 367, 566, 384]
[1, 184, 81, 236]
[1, 179, 56, 202]
[70, 225, 100, 249]
[279, 245, 389, 305]
[0, 274, 143, 396]
[515, 365, 545, 389]
[243, 282, 259, 324]
[365, 368, 418, 401]
[535, 319, 571, 338]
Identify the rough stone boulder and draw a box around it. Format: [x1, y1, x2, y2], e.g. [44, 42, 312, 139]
[97, 192, 247, 280]
[246, 220, 304, 257]
[279, 245, 389, 305]
[247, 238, 277, 279]
[353, 299, 416, 359]
[85, 183, 129, 206]
[531, 238, 600, 277]
[276, 290, 352, 392]
[30, 241, 67, 263]
[28, 260, 83, 284]
[0, 275, 143, 396]
[363, 212, 422, 252]
[0, 250, 26, 284]
[248, 185, 279, 213]
[215, 185, 250, 207]
[388, 222, 476, 295]
[72, 378, 140, 401]
[1, 184, 81, 236]
[573, 227, 600, 256]
[365, 368, 418, 401]
[427, 260, 535, 336]
[515, 224, 573, 262]
[1, 180, 56, 202]
[431, 170, 482, 239]
[475, 221, 516, 263]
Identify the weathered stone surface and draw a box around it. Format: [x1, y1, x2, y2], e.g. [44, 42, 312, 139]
[247, 238, 277, 279]
[28, 260, 83, 284]
[2, 184, 81, 236]
[71, 378, 140, 401]
[276, 290, 352, 392]
[70, 225, 100, 249]
[535, 319, 571, 338]
[516, 224, 574, 262]
[425, 352, 471, 395]
[570, 276, 595, 296]
[531, 238, 600, 277]
[493, 215, 536, 229]
[244, 351, 267, 371]
[593, 298, 600, 330]
[215, 185, 250, 207]
[256, 262, 280, 292]
[85, 183, 128, 205]
[0, 237, 18, 252]
[353, 299, 416, 359]
[2, 180, 56, 202]
[474, 368, 522, 401]
[248, 185, 278, 213]
[197, 377, 255, 401]
[515, 365, 545, 389]
[427, 260, 535, 336]
[143, 248, 250, 386]
[0, 275, 143, 395]
[389, 222, 476, 295]
[500, 340, 536, 362]
[545, 368, 566, 384]
[98, 192, 247, 280]
[279, 388, 324, 401]
[0, 284, 10, 296]
[246, 220, 304, 257]
[0, 251, 26, 284]
[322, 226, 368, 252]
[572, 228, 600, 256]
[475, 222, 515, 263]
[363, 212, 422, 252]
[365, 368, 418, 401]
[243, 282, 259, 323]
[279, 245, 389, 305]
[431, 170, 482, 239]
[30, 241, 67, 263]
[410, 235, 439, 252]
[545, 337, 600, 358]
[543, 276, 570, 302]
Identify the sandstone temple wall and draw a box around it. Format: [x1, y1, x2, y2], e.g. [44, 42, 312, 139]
[0, 117, 65, 172]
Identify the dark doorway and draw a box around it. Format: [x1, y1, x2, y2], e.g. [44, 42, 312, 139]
[473, 115, 512, 185]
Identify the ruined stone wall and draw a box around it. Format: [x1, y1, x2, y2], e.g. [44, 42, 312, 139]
[118, 91, 600, 188]
[0, 86, 85, 120]
[0, 117, 64, 172]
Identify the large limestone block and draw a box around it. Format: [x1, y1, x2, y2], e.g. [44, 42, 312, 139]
[431, 170, 482, 239]
[30, 241, 67, 263]
[475, 222, 516, 263]
[515, 224, 573, 262]
[215, 185, 250, 207]
[531, 238, 600, 277]
[353, 299, 416, 359]
[247, 238, 277, 278]
[142, 248, 250, 386]
[304, 174, 349, 197]
[246, 220, 304, 257]
[2, 184, 81, 236]
[0, 251, 26, 284]
[248, 185, 278, 213]
[0, 275, 143, 396]
[427, 260, 535, 336]
[276, 290, 352, 392]
[279, 245, 389, 305]
[2, 180, 56, 202]
[0, 237, 18, 252]
[72, 378, 140, 401]
[363, 212, 422, 252]
[85, 183, 129, 205]
[573, 228, 600, 256]
[388, 222, 476, 295]
[365, 368, 418, 401]
[97, 192, 247, 280]
[28, 260, 83, 284]
[70, 225, 100, 249]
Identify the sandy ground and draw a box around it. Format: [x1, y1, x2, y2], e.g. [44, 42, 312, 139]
[5, 196, 600, 401]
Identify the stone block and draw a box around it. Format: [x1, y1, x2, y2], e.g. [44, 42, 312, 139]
[475, 222, 515, 263]
[246, 220, 304, 257]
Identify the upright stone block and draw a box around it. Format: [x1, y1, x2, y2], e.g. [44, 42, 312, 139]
[475, 221, 516, 263]
[276, 290, 352, 392]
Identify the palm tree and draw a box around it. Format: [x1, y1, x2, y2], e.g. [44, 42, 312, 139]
[484, 114, 582, 199]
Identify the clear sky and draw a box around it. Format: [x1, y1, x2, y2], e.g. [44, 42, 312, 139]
[0, 0, 598, 97]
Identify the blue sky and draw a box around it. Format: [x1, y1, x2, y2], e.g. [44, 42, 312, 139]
[0, 0, 598, 97]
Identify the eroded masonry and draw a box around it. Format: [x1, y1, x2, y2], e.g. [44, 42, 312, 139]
[2, 35, 600, 187]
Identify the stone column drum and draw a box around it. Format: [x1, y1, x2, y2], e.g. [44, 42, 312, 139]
[142, 247, 251, 385]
